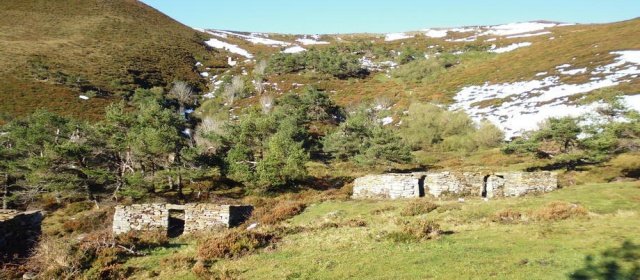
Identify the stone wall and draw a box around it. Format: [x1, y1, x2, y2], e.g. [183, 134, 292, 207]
[497, 171, 558, 197]
[422, 172, 485, 197]
[352, 171, 558, 199]
[352, 173, 422, 199]
[0, 210, 43, 262]
[112, 204, 170, 235]
[183, 204, 253, 233]
[112, 203, 253, 235]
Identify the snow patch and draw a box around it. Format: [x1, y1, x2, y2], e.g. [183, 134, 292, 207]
[283, 46, 306, 54]
[559, 67, 588, 75]
[612, 50, 640, 64]
[481, 22, 557, 36]
[489, 42, 532, 53]
[446, 36, 477, 43]
[296, 38, 329, 45]
[227, 57, 237, 66]
[385, 33, 412, 41]
[207, 30, 290, 46]
[381, 117, 394, 125]
[361, 57, 398, 71]
[424, 29, 448, 38]
[450, 27, 479, 33]
[506, 31, 552, 39]
[621, 94, 640, 112]
[205, 38, 253, 58]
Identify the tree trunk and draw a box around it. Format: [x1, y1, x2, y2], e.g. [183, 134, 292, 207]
[2, 185, 8, 210]
[112, 181, 122, 202]
[168, 175, 174, 191]
[177, 170, 183, 196]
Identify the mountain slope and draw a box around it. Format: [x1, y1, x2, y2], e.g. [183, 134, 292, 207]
[195, 19, 640, 137]
[0, 0, 221, 121]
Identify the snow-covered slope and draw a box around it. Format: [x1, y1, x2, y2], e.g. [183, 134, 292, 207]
[451, 50, 640, 138]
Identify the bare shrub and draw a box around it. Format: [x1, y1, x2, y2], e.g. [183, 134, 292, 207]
[28, 228, 170, 279]
[170, 81, 194, 112]
[254, 60, 268, 78]
[533, 201, 588, 221]
[222, 76, 245, 106]
[254, 79, 265, 95]
[400, 200, 438, 216]
[253, 60, 268, 95]
[29, 236, 82, 279]
[260, 94, 274, 114]
[373, 96, 393, 110]
[194, 117, 225, 153]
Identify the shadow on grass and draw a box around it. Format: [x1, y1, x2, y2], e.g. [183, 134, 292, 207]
[569, 240, 640, 280]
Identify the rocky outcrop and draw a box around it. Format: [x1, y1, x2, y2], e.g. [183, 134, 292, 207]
[112, 203, 252, 235]
[0, 210, 43, 262]
[352, 171, 557, 199]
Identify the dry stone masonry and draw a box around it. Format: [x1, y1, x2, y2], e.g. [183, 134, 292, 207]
[0, 210, 43, 262]
[112, 203, 252, 235]
[352, 171, 557, 199]
[353, 174, 423, 199]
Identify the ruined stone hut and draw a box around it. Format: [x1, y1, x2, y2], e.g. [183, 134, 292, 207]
[112, 203, 252, 236]
[0, 210, 43, 262]
[352, 171, 558, 199]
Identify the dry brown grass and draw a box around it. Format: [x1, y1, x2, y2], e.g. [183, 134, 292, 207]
[532, 201, 588, 221]
[370, 205, 397, 215]
[258, 201, 307, 225]
[400, 200, 439, 216]
[192, 261, 240, 280]
[196, 229, 276, 260]
[28, 235, 83, 279]
[387, 219, 442, 242]
[491, 209, 523, 224]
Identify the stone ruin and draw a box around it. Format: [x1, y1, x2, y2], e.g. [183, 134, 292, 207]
[352, 171, 558, 199]
[0, 210, 43, 262]
[112, 203, 252, 236]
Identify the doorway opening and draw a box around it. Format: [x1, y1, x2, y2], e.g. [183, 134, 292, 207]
[168, 209, 185, 238]
[482, 175, 490, 198]
[418, 176, 426, 197]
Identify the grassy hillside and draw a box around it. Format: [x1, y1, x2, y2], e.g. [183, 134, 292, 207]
[0, 0, 221, 121]
[120, 182, 640, 279]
